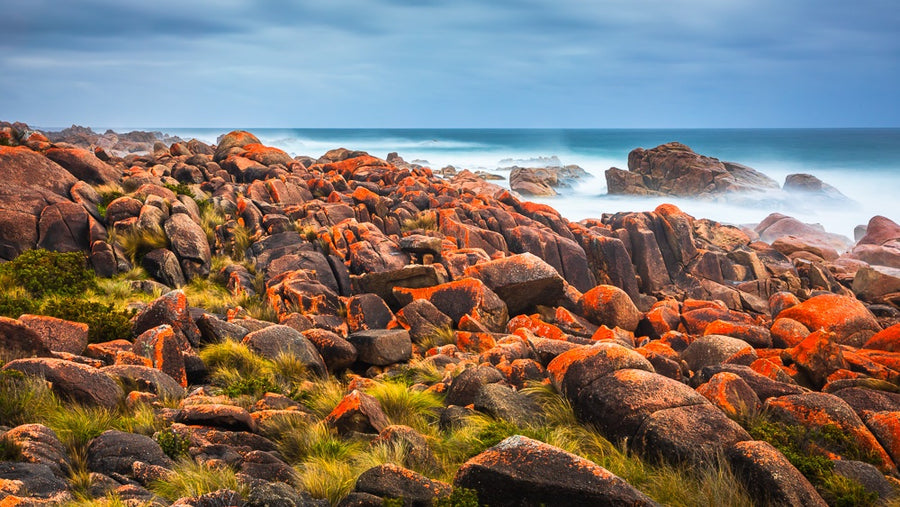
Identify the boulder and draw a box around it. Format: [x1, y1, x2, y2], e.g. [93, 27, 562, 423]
[575, 368, 708, 442]
[632, 403, 751, 466]
[509, 167, 557, 196]
[0, 462, 70, 500]
[394, 279, 508, 333]
[580, 284, 643, 332]
[783, 173, 850, 202]
[547, 342, 654, 399]
[785, 330, 847, 388]
[301, 329, 358, 372]
[36, 201, 96, 252]
[1, 424, 70, 477]
[164, 213, 212, 281]
[0, 316, 53, 358]
[444, 364, 504, 407]
[324, 390, 389, 435]
[175, 404, 257, 433]
[142, 248, 186, 287]
[242, 324, 327, 378]
[345, 293, 395, 333]
[45, 146, 120, 184]
[352, 463, 451, 505]
[681, 335, 754, 372]
[133, 324, 187, 387]
[852, 264, 900, 304]
[775, 293, 881, 347]
[695, 371, 761, 419]
[86, 430, 173, 477]
[2, 357, 123, 408]
[132, 290, 201, 347]
[754, 213, 851, 252]
[473, 383, 543, 427]
[396, 299, 454, 345]
[464, 253, 566, 316]
[372, 425, 439, 473]
[101, 364, 186, 400]
[19, 314, 89, 356]
[347, 329, 412, 366]
[726, 440, 827, 507]
[454, 435, 657, 506]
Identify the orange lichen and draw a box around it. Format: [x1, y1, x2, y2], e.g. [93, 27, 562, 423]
[507, 314, 567, 341]
[864, 323, 900, 352]
[455, 331, 497, 353]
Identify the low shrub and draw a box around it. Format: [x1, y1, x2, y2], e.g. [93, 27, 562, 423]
[0, 249, 96, 298]
[40, 297, 136, 343]
[435, 488, 480, 507]
[155, 428, 190, 460]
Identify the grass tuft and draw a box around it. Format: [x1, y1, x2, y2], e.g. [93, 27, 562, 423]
[151, 458, 247, 502]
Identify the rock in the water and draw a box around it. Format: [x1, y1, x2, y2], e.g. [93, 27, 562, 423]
[454, 435, 657, 506]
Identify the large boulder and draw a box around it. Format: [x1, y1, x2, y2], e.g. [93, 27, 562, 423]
[0, 146, 77, 259]
[607, 142, 778, 197]
[454, 435, 657, 506]
[1, 424, 71, 478]
[164, 213, 212, 281]
[580, 284, 643, 331]
[394, 279, 508, 333]
[347, 329, 412, 366]
[726, 440, 827, 507]
[2, 357, 123, 408]
[0, 316, 53, 358]
[775, 293, 881, 347]
[242, 325, 327, 378]
[44, 146, 120, 184]
[464, 253, 566, 316]
[86, 430, 173, 477]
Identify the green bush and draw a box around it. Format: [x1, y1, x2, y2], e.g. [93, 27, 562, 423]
[41, 297, 136, 343]
[155, 428, 190, 460]
[0, 249, 96, 298]
[221, 375, 280, 398]
[435, 488, 480, 507]
[0, 293, 37, 318]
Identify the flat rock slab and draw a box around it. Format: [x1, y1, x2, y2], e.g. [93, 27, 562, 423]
[175, 404, 257, 433]
[454, 435, 657, 506]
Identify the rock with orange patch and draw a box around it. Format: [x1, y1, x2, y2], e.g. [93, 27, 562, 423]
[580, 284, 643, 332]
[394, 278, 509, 333]
[575, 368, 708, 442]
[765, 392, 896, 473]
[704, 320, 772, 348]
[1, 424, 71, 478]
[444, 364, 504, 406]
[213, 130, 262, 162]
[325, 390, 389, 435]
[633, 403, 751, 467]
[454, 435, 657, 506]
[681, 335, 754, 372]
[353, 463, 451, 505]
[696, 372, 761, 419]
[784, 330, 847, 389]
[347, 329, 411, 366]
[500, 358, 546, 389]
[101, 364, 185, 400]
[547, 343, 654, 398]
[45, 145, 120, 184]
[132, 325, 187, 388]
[775, 293, 881, 347]
[345, 293, 396, 334]
[726, 440, 827, 507]
[455, 331, 497, 353]
[464, 252, 566, 316]
[132, 290, 200, 347]
[852, 348, 900, 374]
[0, 316, 52, 358]
[175, 403, 257, 432]
[770, 317, 810, 348]
[85, 339, 134, 365]
[864, 323, 900, 352]
[475, 383, 544, 427]
[645, 299, 681, 337]
[506, 314, 567, 341]
[694, 364, 805, 401]
[239, 142, 293, 166]
[300, 328, 357, 372]
[2, 358, 123, 408]
[863, 411, 900, 465]
[681, 307, 755, 335]
[396, 299, 453, 345]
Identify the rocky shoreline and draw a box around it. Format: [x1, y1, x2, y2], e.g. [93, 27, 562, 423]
[0, 121, 899, 506]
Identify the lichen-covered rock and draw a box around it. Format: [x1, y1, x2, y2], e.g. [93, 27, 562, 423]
[301, 328, 358, 372]
[164, 213, 212, 281]
[353, 463, 451, 505]
[325, 390, 389, 435]
[86, 430, 173, 477]
[547, 342, 654, 398]
[101, 364, 186, 400]
[1, 424, 71, 478]
[394, 278, 508, 333]
[444, 364, 504, 407]
[18, 314, 89, 356]
[464, 252, 566, 316]
[242, 324, 327, 378]
[2, 357, 123, 408]
[133, 324, 187, 387]
[580, 284, 643, 332]
[0, 316, 52, 358]
[775, 293, 881, 347]
[454, 435, 657, 506]
[726, 440, 827, 507]
[695, 372, 761, 419]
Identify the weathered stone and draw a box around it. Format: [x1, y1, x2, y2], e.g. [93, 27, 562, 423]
[396, 299, 453, 345]
[726, 440, 827, 507]
[242, 324, 327, 378]
[142, 248, 186, 287]
[547, 342, 654, 399]
[301, 328, 358, 372]
[474, 383, 543, 427]
[0, 316, 52, 358]
[133, 290, 201, 347]
[580, 284, 643, 332]
[86, 430, 173, 477]
[682, 335, 754, 372]
[347, 329, 412, 366]
[696, 371, 762, 419]
[101, 364, 186, 400]
[353, 463, 451, 505]
[444, 364, 504, 407]
[633, 403, 751, 466]
[325, 390, 389, 435]
[164, 213, 212, 281]
[1, 424, 70, 478]
[0, 462, 70, 500]
[2, 357, 123, 408]
[394, 279, 509, 333]
[133, 324, 188, 387]
[454, 435, 657, 506]
[464, 253, 566, 316]
[19, 314, 89, 356]
[345, 293, 395, 333]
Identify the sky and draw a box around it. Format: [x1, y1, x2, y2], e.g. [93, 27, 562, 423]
[1, 0, 898, 128]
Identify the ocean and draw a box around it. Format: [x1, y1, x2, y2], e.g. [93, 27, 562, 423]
[163, 128, 900, 240]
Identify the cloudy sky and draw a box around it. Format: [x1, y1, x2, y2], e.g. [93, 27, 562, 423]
[1, 0, 897, 128]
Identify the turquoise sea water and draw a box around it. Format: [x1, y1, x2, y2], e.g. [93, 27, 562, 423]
[164, 128, 900, 239]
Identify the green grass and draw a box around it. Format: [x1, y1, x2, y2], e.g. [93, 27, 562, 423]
[0, 434, 22, 461]
[151, 458, 247, 502]
[401, 211, 438, 232]
[200, 341, 312, 402]
[0, 369, 60, 427]
[113, 226, 170, 266]
[417, 324, 457, 350]
[364, 379, 444, 435]
[155, 428, 191, 460]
